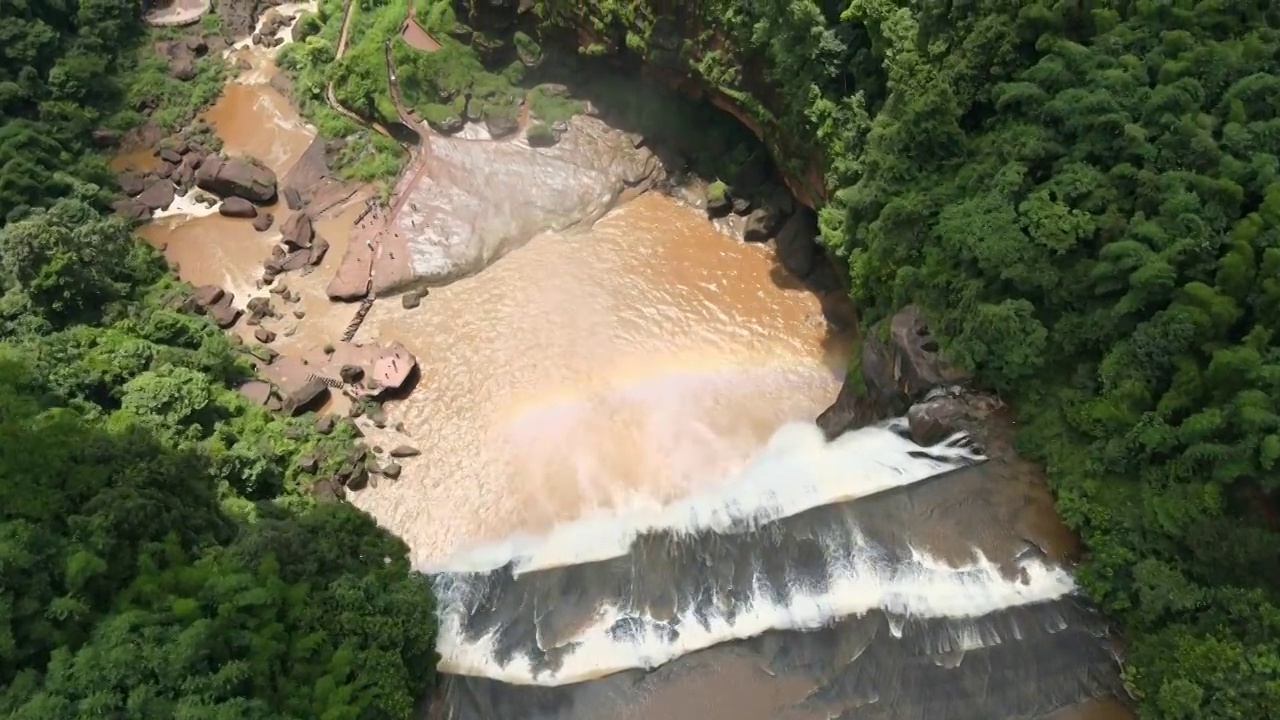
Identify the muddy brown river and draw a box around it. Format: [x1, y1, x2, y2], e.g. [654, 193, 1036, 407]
[130, 18, 1132, 720]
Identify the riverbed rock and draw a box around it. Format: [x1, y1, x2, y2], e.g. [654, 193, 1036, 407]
[254, 327, 277, 344]
[220, 196, 258, 218]
[382, 462, 402, 480]
[359, 114, 664, 294]
[389, 445, 420, 458]
[283, 378, 329, 415]
[280, 212, 314, 249]
[401, 292, 421, 309]
[245, 296, 274, 323]
[307, 236, 329, 266]
[158, 147, 182, 165]
[253, 213, 275, 231]
[282, 186, 304, 210]
[136, 180, 176, 211]
[195, 155, 278, 204]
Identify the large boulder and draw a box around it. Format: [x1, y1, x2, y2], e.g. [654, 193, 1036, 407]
[907, 393, 1001, 447]
[220, 197, 258, 218]
[773, 208, 821, 280]
[195, 155, 278, 204]
[283, 378, 330, 415]
[136, 181, 176, 212]
[111, 198, 151, 222]
[117, 171, 147, 197]
[280, 212, 314, 249]
[743, 205, 784, 243]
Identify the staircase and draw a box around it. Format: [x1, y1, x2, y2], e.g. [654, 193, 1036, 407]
[341, 283, 376, 343]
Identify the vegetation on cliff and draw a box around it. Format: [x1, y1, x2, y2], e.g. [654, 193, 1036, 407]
[535, 0, 1280, 716]
[1, 3, 438, 716]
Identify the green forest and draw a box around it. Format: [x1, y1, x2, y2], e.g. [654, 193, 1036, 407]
[4, 0, 1280, 718]
[545, 0, 1280, 717]
[0, 1, 437, 717]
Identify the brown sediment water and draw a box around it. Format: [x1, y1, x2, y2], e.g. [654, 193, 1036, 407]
[349, 192, 846, 566]
[203, 78, 315, 172]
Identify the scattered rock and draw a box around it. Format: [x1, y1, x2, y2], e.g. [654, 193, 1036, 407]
[253, 213, 275, 231]
[246, 296, 274, 323]
[158, 147, 182, 164]
[389, 445, 420, 458]
[731, 197, 752, 215]
[382, 462, 402, 480]
[254, 327, 277, 344]
[293, 309, 306, 319]
[339, 364, 365, 384]
[401, 292, 421, 309]
[315, 415, 335, 434]
[219, 196, 259, 218]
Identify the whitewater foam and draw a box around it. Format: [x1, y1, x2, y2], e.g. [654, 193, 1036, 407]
[433, 541, 1077, 686]
[429, 419, 984, 575]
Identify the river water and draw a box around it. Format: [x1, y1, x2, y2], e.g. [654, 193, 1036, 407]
[129, 15, 1130, 720]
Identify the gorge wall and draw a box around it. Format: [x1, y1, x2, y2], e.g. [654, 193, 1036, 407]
[451, 0, 831, 211]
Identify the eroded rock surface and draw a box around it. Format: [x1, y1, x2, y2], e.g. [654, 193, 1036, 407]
[348, 116, 663, 296]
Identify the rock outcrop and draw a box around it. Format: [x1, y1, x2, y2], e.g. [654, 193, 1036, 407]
[816, 305, 971, 440]
[348, 114, 663, 296]
[220, 196, 258, 218]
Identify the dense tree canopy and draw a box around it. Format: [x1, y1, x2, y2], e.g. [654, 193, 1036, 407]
[518, 0, 1280, 716]
[0, 2, 439, 716]
[569, 1, 1280, 717]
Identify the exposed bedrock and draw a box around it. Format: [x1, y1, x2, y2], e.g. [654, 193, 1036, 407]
[334, 116, 662, 298]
